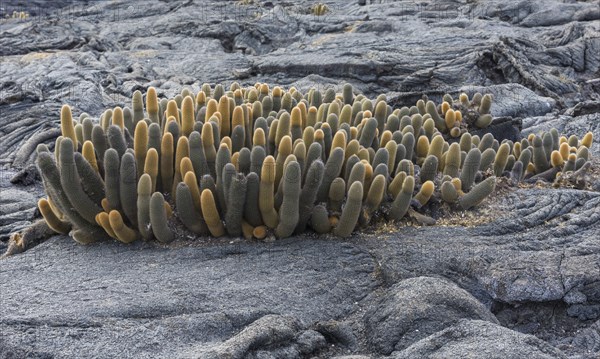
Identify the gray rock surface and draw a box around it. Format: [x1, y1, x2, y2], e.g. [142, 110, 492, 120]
[0, 169, 42, 248]
[1, 237, 375, 358]
[363, 276, 499, 354]
[1, 0, 599, 358]
[393, 319, 569, 359]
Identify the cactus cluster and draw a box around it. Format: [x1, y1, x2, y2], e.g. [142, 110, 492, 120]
[522, 130, 593, 181]
[432, 93, 494, 137]
[36, 84, 594, 243]
[5, 10, 29, 19]
[311, 3, 329, 16]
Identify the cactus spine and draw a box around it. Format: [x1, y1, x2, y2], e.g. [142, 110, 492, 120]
[441, 181, 458, 203]
[259, 156, 279, 228]
[60, 105, 78, 148]
[37, 151, 106, 243]
[364, 174, 386, 217]
[137, 174, 153, 240]
[328, 177, 346, 213]
[420, 155, 439, 183]
[333, 181, 363, 237]
[60, 138, 103, 223]
[459, 176, 496, 210]
[275, 161, 301, 238]
[459, 147, 481, 192]
[119, 152, 138, 227]
[296, 160, 325, 233]
[533, 136, 550, 173]
[225, 173, 247, 237]
[317, 147, 345, 202]
[493, 143, 510, 177]
[244, 172, 263, 227]
[108, 210, 138, 243]
[160, 133, 175, 193]
[150, 192, 174, 243]
[414, 181, 435, 206]
[201, 189, 225, 237]
[38, 198, 71, 234]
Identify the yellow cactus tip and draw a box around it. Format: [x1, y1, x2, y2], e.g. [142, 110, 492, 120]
[581, 132, 593, 148]
[550, 150, 564, 167]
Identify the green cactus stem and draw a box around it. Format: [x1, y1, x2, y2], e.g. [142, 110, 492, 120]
[333, 181, 363, 238]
